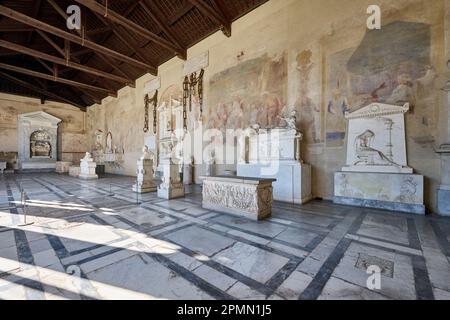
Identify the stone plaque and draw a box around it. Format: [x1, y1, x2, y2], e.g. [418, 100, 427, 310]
[355, 253, 394, 278]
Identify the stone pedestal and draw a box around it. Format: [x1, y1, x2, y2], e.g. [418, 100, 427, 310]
[79, 152, 98, 180]
[69, 166, 80, 177]
[158, 160, 184, 199]
[202, 176, 275, 221]
[0, 161, 6, 174]
[334, 172, 425, 214]
[133, 158, 157, 193]
[56, 161, 72, 173]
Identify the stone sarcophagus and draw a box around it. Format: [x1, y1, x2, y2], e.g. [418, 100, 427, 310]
[202, 176, 275, 220]
[334, 103, 425, 214]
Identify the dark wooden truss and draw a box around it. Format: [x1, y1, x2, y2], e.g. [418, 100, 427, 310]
[0, 0, 268, 111]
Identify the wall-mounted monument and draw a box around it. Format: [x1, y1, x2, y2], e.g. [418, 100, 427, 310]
[334, 103, 425, 214]
[237, 111, 312, 204]
[17, 111, 61, 172]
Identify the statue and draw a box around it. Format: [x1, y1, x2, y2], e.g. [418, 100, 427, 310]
[354, 129, 400, 167]
[82, 152, 93, 161]
[140, 145, 152, 160]
[279, 110, 298, 130]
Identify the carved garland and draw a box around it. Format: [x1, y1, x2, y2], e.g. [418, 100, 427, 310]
[182, 69, 204, 130]
[143, 90, 158, 134]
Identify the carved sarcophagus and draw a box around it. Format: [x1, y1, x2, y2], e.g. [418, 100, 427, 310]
[201, 176, 275, 220]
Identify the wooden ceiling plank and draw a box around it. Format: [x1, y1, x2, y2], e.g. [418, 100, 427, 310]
[74, 0, 186, 59]
[0, 39, 130, 84]
[46, 0, 138, 82]
[36, 29, 65, 56]
[0, 71, 87, 111]
[187, 0, 231, 37]
[169, 1, 194, 26]
[0, 4, 154, 71]
[140, 0, 185, 56]
[93, 12, 157, 72]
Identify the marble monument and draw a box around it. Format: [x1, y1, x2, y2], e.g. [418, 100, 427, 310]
[133, 146, 157, 193]
[79, 152, 98, 180]
[157, 144, 185, 199]
[237, 111, 312, 204]
[334, 103, 425, 214]
[56, 161, 73, 174]
[17, 111, 61, 172]
[202, 176, 275, 220]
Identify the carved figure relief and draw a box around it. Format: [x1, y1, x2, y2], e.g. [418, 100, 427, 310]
[30, 130, 52, 157]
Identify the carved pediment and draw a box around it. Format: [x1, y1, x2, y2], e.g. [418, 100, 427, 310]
[345, 103, 409, 120]
[18, 111, 62, 125]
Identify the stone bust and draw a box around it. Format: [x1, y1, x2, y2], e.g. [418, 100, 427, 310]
[82, 152, 93, 161]
[140, 145, 152, 160]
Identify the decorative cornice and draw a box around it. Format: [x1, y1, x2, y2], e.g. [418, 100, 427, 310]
[345, 103, 409, 120]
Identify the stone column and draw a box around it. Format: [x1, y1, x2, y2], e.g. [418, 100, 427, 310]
[437, 87, 450, 216]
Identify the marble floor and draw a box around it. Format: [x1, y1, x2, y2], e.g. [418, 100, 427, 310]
[0, 173, 449, 300]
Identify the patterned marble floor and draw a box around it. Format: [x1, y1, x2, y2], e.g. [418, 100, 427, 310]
[0, 173, 449, 300]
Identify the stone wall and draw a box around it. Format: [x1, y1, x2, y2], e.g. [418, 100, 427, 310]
[0, 93, 88, 167]
[86, 0, 448, 212]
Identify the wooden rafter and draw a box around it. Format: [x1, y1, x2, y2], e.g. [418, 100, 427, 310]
[0, 39, 130, 84]
[187, 0, 231, 37]
[0, 5, 155, 71]
[46, 0, 143, 80]
[74, 0, 186, 59]
[0, 62, 116, 96]
[0, 71, 86, 111]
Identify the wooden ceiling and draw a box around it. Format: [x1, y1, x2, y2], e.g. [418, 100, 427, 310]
[0, 0, 268, 111]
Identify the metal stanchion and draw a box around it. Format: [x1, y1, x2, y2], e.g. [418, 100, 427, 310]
[135, 179, 141, 205]
[18, 190, 33, 227]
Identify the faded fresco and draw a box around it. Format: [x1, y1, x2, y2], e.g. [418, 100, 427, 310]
[294, 46, 322, 144]
[208, 52, 287, 131]
[325, 21, 432, 148]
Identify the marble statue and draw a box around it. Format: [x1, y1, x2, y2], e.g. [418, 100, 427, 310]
[279, 110, 297, 130]
[334, 103, 424, 214]
[183, 157, 194, 185]
[204, 149, 216, 176]
[133, 146, 156, 193]
[79, 152, 98, 180]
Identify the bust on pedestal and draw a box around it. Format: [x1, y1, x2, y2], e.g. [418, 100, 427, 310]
[334, 103, 425, 214]
[79, 152, 98, 180]
[133, 146, 157, 193]
[157, 144, 185, 199]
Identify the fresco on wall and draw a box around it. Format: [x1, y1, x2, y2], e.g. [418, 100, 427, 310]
[294, 48, 322, 144]
[208, 52, 287, 131]
[326, 21, 432, 148]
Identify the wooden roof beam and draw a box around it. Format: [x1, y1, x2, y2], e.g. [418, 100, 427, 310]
[74, 0, 186, 59]
[0, 71, 86, 111]
[0, 62, 116, 97]
[187, 0, 231, 37]
[0, 4, 155, 72]
[0, 39, 130, 84]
